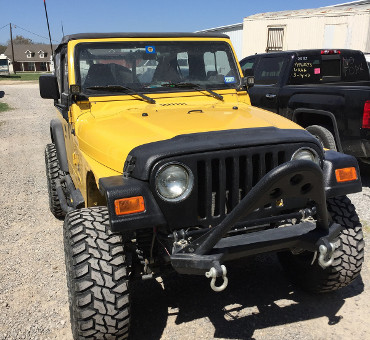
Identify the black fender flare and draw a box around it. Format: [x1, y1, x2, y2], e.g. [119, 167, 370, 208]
[99, 176, 166, 232]
[291, 108, 343, 152]
[50, 119, 69, 173]
[323, 150, 362, 198]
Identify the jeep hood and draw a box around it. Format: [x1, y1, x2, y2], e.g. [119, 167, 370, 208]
[76, 99, 301, 173]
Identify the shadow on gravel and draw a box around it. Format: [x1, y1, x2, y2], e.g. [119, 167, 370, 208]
[0, 91, 4, 98]
[359, 161, 370, 188]
[129, 254, 364, 340]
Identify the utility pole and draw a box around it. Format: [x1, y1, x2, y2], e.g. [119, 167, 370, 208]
[9, 23, 16, 75]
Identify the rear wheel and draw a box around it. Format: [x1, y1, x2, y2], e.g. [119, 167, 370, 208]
[306, 125, 337, 150]
[64, 206, 130, 339]
[278, 196, 364, 293]
[45, 143, 65, 219]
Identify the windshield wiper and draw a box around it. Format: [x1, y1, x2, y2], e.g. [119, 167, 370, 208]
[86, 85, 156, 104]
[162, 82, 223, 101]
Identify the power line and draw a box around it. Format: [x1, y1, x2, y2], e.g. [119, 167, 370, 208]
[0, 23, 10, 31]
[12, 23, 59, 43]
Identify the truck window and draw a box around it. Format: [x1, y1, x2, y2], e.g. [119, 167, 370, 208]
[240, 57, 256, 77]
[322, 56, 341, 78]
[254, 56, 286, 85]
[289, 52, 370, 85]
[289, 56, 321, 85]
[341, 53, 370, 81]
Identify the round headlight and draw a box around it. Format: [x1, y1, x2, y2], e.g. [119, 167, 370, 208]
[155, 163, 194, 201]
[291, 148, 320, 165]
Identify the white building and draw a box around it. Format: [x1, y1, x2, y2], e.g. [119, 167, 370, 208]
[196, 23, 244, 59]
[242, 1, 370, 57]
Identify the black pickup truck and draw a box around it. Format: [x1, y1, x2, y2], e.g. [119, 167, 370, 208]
[240, 49, 370, 162]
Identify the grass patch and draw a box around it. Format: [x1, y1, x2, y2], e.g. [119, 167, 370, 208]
[0, 72, 47, 81]
[0, 102, 12, 112]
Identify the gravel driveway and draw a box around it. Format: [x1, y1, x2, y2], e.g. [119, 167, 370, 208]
[0, 83, 369, 340]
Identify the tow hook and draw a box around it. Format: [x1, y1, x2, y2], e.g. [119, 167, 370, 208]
[205, 265, 228, 292]
[317, 241, 338, 269]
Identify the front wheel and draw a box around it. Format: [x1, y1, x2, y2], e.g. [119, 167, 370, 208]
[64, 207, 130, 339]
[278, 196, 364, 293]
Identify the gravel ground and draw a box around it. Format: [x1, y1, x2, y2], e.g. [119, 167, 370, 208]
[0, 83, 369, 340]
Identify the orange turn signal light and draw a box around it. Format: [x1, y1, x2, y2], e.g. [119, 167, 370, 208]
[335, 167, 357, 183]
[114, 196, 145, 216]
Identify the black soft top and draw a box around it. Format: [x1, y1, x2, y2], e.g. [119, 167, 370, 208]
[56, 32, 229, 52]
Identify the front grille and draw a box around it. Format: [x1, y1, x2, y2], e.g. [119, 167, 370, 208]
[196, 148, 287, 221]
[150, 141, 322, 229]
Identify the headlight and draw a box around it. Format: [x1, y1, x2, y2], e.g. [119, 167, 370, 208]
[291, 148, 320, 165]
[155, 163, 194, 201]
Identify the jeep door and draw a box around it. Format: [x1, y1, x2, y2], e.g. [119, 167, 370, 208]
[55, 47, 81, 185]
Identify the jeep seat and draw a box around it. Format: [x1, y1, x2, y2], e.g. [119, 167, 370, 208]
[152, 56, 181, 83]
[83, 64, 117, 88]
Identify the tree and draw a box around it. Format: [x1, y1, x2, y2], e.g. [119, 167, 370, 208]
[0, 45, 6, 54]
[7, 35, 33, 45]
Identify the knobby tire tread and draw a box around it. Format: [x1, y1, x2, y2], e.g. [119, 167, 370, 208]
[279, 195, 364, 293]
[45, 143, 65, 219]
[64, 206, 130, 340]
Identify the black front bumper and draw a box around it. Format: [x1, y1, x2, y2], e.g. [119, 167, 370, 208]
[170, 221, 342, 275]
[169, 160, 342, 275]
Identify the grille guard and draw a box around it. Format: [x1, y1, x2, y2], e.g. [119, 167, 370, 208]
[170, 160, 342, 275]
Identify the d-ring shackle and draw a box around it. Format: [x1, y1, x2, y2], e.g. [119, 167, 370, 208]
[205, 265, 228, 292]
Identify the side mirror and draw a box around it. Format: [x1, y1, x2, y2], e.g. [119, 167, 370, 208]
[39, 74, 60, 99]
[243, 76, 255, 89]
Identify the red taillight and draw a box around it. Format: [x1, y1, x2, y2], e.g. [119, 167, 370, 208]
[321, 49, 341, 55]
[363, 101, 370, 129]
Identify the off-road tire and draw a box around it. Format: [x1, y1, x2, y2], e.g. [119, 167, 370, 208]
[64, 206, 130, 339]
[306, 125, 337, 150]
[279, 196, 364, 293]
[45, 143, 65, 219]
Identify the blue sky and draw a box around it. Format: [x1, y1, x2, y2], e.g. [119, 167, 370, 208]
[0, 0, 348, 45]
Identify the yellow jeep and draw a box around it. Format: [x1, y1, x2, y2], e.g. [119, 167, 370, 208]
[40, 33, 364, 339]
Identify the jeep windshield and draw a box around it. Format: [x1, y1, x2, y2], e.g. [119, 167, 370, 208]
[75, 41, 241, 95]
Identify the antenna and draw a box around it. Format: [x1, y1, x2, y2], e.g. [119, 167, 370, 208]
[61, 21, 65, 37]
[43, 0, 54, 59]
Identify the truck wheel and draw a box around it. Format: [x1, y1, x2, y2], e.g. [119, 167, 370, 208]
[45, 143, 65, 219]
[64, 207, 130, 339]
[278, 196, 364, 293]
[306, 125, 337, 150]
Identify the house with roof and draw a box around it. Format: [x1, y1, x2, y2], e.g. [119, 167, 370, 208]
[4, 43, 55, 73]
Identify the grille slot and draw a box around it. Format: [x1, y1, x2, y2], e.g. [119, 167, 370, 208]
[197, 149, 287, 221]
